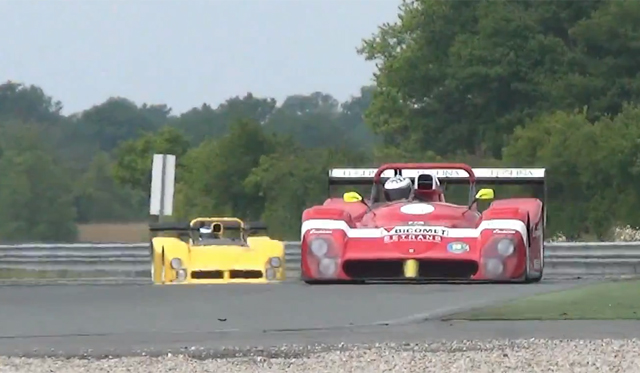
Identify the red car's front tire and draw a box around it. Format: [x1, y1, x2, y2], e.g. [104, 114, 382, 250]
[523, 244, 544, 283]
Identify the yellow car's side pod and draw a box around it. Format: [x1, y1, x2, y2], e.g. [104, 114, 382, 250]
[149, 217, 285, 284]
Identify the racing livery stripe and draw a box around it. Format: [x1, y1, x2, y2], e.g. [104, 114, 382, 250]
[300, 219, 528, 245]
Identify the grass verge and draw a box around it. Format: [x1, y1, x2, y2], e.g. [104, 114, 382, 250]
[445, 279, 640, 320]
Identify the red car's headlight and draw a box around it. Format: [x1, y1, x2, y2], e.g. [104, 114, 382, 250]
[481, 235, 522, 278]
[305, 234, 341, 278]
[495, 238, 516, 256]
[483, 236, 518, 258]
[309, 237, 330, 257]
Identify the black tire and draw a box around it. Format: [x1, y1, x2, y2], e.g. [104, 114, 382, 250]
[523, 215, 535, 283]
[524, 268, 543, 283]
[529, 249, 544, 283]
[530, 273, 543, 283]
[523, 216, 544, 284]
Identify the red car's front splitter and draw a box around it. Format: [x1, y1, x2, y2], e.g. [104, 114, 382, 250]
[302, 278, 525, 285]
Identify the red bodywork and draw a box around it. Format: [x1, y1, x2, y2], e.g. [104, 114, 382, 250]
[300, 163, 545, 283]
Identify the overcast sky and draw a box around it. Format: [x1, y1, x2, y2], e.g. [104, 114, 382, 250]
[0, 0, 401, 115]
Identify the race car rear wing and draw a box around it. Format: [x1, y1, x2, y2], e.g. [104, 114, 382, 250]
[327, 166, 547, 227]
[328, 166, 547, 205]
[149, 220, 267, 237]
[328, 167, 546, 186]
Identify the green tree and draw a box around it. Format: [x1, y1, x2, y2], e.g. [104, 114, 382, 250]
[358, 0, 602, 158]
[0, 81, 63, 124]
[167, 103, 222, 145]
[112, 126, 190, 193]
[74, 152, 147, 223]
[503, 110, 590, 239]
[504, 104, 640, 239]
[139, 103, 173, 127]
[338, 85, 379, 151]
[263, 91, 377, 150]
[0, 123, 77, 242]
[279, 92, 340, 115]
[264, 108, 345, 149]
[557, 0, 640, 120]
[171, 93, 277, 145]
[175, 118, 277, 220]
[77, 97, 161, 153]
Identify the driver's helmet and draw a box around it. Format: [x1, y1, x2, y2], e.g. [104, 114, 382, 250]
[414, 173, 443, 202]
[383, 176, 413, 201]
[198, 225, 220, 239]
[416, 173, 441, 190]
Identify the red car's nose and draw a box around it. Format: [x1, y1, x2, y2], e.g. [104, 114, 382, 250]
[386, 240, 442, 256]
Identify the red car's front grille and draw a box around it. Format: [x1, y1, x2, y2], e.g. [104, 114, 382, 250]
[342, 260, 405, 279]
[417, 259, 478, 279]
[341, 259, 478, 280]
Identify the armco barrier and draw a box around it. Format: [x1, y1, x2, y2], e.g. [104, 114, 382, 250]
[0, 242, 303, 281]
[544, 242, 640, 276]
[1, 242, 639, 282]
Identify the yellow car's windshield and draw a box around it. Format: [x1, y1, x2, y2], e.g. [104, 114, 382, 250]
[193, 228, 246, 246]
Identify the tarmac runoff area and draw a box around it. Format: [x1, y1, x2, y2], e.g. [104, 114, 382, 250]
[2, 279, 640, 372]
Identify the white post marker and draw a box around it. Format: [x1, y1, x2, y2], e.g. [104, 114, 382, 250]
[149, 154, 176, 216]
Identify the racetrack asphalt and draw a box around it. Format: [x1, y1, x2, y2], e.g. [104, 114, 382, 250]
[2, 279, 638, 357]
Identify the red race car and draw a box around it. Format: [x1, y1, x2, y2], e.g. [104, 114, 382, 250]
[300, 163, 546, 284]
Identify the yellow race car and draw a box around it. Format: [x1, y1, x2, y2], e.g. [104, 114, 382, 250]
[149, 217, 285, 284]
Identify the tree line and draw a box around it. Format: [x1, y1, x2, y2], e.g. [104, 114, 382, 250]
[2, 0, 640, 242]
[0, 84, 375, 242]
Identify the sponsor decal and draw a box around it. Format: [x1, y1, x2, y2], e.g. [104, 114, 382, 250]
[387, 226, 448, 235]
[309, 229, 333, 234]
[330, 169, 378, 178]
[493, 229, 516, 234]
[383, 226, 447, 243]
[384, 234, 442, 243]
[447, 242, 469, 254]
[400, 203, 435, 215]
[484, 169, 536, 178]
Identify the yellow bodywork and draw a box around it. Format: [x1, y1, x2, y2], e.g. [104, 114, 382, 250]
[150, 217, 285, 284]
